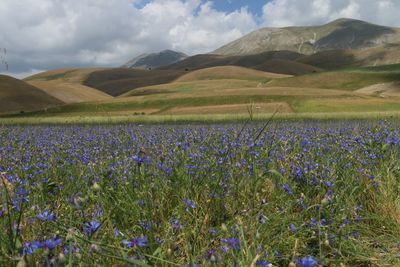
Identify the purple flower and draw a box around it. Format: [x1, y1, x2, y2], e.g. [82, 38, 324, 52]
[24, 240, 43, 255]
[324, 181, 334, 188]
[290, 223, 297, 233]
[221, 246, 229, 253]
[43, 238, 62, 250]
[122, 236, 148, 248]
[83, 220, 101, 235]
[170, 218, 183, 230]
[256, 260, 271, 267]
[300, 256, 318, 267]
[38, 210, 56, 221]
[221, 237, 240, 250]
[183, 198, 197, 212]
[282, 183, 293, 196]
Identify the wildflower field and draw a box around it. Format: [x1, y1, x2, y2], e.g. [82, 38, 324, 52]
[0, 121, 400, 266]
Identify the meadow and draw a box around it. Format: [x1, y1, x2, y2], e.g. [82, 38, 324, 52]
[1, 120, 400, 266]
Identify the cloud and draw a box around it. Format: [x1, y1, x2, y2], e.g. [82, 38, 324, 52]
[262, 0, 400, 27]
[0, 0, 256, 77]
[1, 0, 400, 78]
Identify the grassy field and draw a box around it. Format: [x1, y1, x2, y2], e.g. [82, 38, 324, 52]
[1, 122, 399, 266]
[3, 111, 400, 125]
[11, 64, 400, 119]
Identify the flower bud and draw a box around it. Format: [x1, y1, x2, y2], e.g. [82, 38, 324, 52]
[92, 182, 101, 192]
[221, 223, 228, 232]
[167, 248, 172, 256]
[59, 253, 67, 264]
[16, 259, 27, 267]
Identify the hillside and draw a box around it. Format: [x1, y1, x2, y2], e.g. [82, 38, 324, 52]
[20, 64, 400, 118]
[83, 68, 186, 96]
[25, 68, 112, 103]
[214, 18, 400, 56]
[123, 50, 188, 69]
[297, 44, 400, 70]
[175, 66, 290, 82]
[0, 75, 63, 114]
[161, 51, 321, 75]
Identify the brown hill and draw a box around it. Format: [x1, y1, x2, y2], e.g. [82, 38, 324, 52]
[0, 75, 63, 114]
[175, 66, 290, 82]
[25, 68, 112, 103]
[254, 59, 322, 75]
[160, 51, 321, 76]
[83, 68, 186, 96]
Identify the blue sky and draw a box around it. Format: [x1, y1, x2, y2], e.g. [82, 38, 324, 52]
[211, 0, 266, 16]
[134, 0, 268, 16]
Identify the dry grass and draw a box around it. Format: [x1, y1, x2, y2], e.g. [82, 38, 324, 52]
[25, 68, 106, 83]
[162, 102, 293, 115]
[28, 80, 112, 104]
[355, 82, 400, 98]
[25, 68, 112, 103]
[174, 66, 290, 82]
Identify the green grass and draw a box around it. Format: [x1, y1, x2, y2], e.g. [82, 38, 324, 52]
[3, 111, 400, 125]
[345, 63, 400, 73]
[267, 71, 400, 90]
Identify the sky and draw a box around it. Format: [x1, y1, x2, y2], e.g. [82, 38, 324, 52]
[1, 0, 400, 78]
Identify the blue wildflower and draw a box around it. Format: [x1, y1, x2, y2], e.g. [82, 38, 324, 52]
[221, 237, 240, 250]
[300, 256, 318, 267]
[282, 183, 293, 196]
[290, 223, 297, 233]
[43, 238, 63, 250]
[183, 198, 197, 212]
[122, 236, 148, 248]
[170, 218, 183, 230]
[83, 220, 101, 235]
[220, 246, 229, 253]
[256, 260, 271, 267]
[24, 240, 43, 255]
[38, 210, 56, 221]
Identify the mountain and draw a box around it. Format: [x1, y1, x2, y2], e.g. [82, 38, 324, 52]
[213, 18, 400, 56]
[123, 50, 188, 69]
[0, 74, 62, 114]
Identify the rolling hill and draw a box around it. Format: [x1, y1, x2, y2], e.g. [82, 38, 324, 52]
[213, 18, 400, 56]
[83, 68, 186, 96]
[0, 74, 63, 114]
[174, 66, 291, 82]
[25, 68, 113, 103]
[22, 64, 400, 118]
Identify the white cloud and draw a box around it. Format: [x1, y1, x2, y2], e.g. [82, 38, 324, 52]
[0, 0, 257, 77]
[262, 0, 400, 27]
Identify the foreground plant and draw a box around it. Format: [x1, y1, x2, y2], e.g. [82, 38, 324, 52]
[0, 121, 399, 266]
